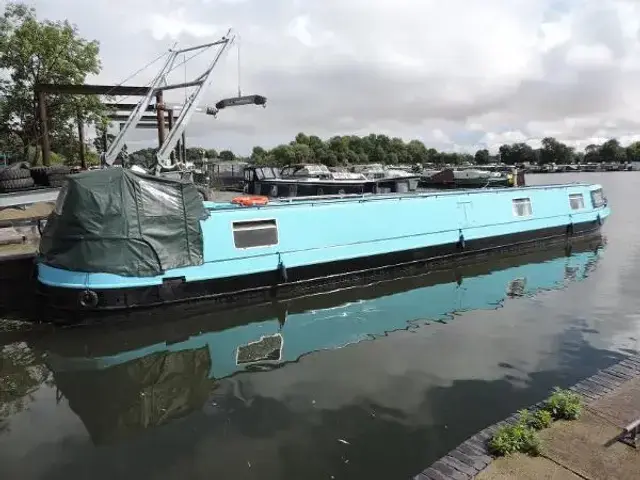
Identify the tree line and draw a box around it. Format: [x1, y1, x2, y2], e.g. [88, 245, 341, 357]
[127, 134, 640, 168]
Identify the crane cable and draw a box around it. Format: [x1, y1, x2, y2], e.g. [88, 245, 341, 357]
[237, 33, 242, 97]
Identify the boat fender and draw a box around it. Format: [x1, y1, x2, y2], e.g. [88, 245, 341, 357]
[231, 195, 269, 207]
[278, 260, 288, 282]
[597, 214, 602, 226]
[79, 289, 99, 309]
[458, 231, 465, 250]
[566, 223, 574, 236]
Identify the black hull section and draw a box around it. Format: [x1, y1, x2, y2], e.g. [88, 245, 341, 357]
[36, 219, 605, 315]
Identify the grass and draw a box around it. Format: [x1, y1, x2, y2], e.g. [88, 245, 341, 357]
[488, 387, 582, 457]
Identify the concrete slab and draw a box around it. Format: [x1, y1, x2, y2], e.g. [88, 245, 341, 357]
[0, 201, 53, 221]
[0, 242, 37, 258]
[0, 227, 24, 245]
[541, 409, 640, 480]
[590, 377, 640, 428]
[476, 453, 581, 480]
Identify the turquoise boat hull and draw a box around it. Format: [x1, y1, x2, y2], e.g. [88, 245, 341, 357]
[36, 182, 610, 312]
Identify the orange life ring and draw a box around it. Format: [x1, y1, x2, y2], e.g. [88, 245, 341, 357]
[231, 195, 269, 207]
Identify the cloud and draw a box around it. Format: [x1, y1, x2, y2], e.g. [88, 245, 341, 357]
[147, 10, 219, 40]
[21, 0, 640, 154]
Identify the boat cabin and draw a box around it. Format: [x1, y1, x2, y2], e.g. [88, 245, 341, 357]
[244, 163, 417, 198]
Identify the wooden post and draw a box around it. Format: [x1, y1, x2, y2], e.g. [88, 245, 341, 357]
[181, 131, 186, 163]
[102, 127, 108, 153]
[155, 91, 165, 147]
[77, 108, 86, 169]
[38, 91, 51, 166]
[167, 108, 175, 164]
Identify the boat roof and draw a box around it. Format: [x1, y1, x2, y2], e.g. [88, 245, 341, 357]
[205, 182, 597, 212]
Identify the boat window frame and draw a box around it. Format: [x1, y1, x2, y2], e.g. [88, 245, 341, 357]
[232, 218, 279, 249]
[512, 197, 533, 217]
[568, 193, 585, 210]
[139, 179, 182, 218]
[590, 188, 605, 208]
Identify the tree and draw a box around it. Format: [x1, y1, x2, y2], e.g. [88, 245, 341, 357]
[250, 146, 268, 164]
[625, 141, 640, 163]
[539, 137, 574, 164]
[219, 150, 235, 162]
[92, 131, 115, 154]
[510, 143, 536, 164]
[407, 140, 428, 164]
[270, 144, 295, 165]
[474, 149, 490, 165]
[599, 139, 624, 163]
[0, 2, 105, 165]
[584, 144, 601, 163]
[290, 143, 314, 163]
[186, 147, 204, 162]
[499, 144, 513, 164]
[294, 132, 309, 145]
[205, 149, 218, 159]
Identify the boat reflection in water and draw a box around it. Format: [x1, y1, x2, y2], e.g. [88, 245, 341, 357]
[32, 238, 604, 445]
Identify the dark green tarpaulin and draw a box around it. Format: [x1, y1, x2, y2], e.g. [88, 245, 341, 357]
[39, 168, 208, 277]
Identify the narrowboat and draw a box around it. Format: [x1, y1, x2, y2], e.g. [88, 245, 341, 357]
[31, 240, 602, 444]
[35, 167, 609, 312]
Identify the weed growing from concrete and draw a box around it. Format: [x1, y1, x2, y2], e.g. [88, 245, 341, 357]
[543, 387, 583, 420]
[489, 387, 583, 457]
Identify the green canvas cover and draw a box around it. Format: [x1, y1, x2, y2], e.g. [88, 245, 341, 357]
[39, 168, 208, 277]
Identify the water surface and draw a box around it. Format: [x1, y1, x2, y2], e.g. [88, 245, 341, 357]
[1, 172, 639, 480]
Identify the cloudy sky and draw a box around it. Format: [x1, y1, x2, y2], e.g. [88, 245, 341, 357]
[16, 0, 640, 154]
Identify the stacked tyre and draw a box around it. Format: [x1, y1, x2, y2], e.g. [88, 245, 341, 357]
[0, 164, 35, 193]
[30, 165, 73, 187]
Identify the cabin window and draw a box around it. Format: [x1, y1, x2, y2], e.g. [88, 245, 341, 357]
[569, 193, 584, 210]
[232, 219, 278, 248]
[139, 180, 181, 217]
[590, 188, 605, 208]
[263, 168, 277, 179]
[512, 198, 532, 217]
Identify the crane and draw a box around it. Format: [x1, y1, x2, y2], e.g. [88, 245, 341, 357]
[102, 29, 267, 174]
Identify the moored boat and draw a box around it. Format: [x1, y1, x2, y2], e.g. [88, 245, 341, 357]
[35, 168, 610, 313]
[243, 163, 417, 197]
[420, 166, 524, 189]
[353, 164, 421, 191]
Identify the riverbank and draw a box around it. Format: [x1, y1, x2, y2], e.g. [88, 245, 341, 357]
[416, 354, 640, 480]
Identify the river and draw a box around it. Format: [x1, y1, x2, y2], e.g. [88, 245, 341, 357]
[0, 172, 638, 480]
